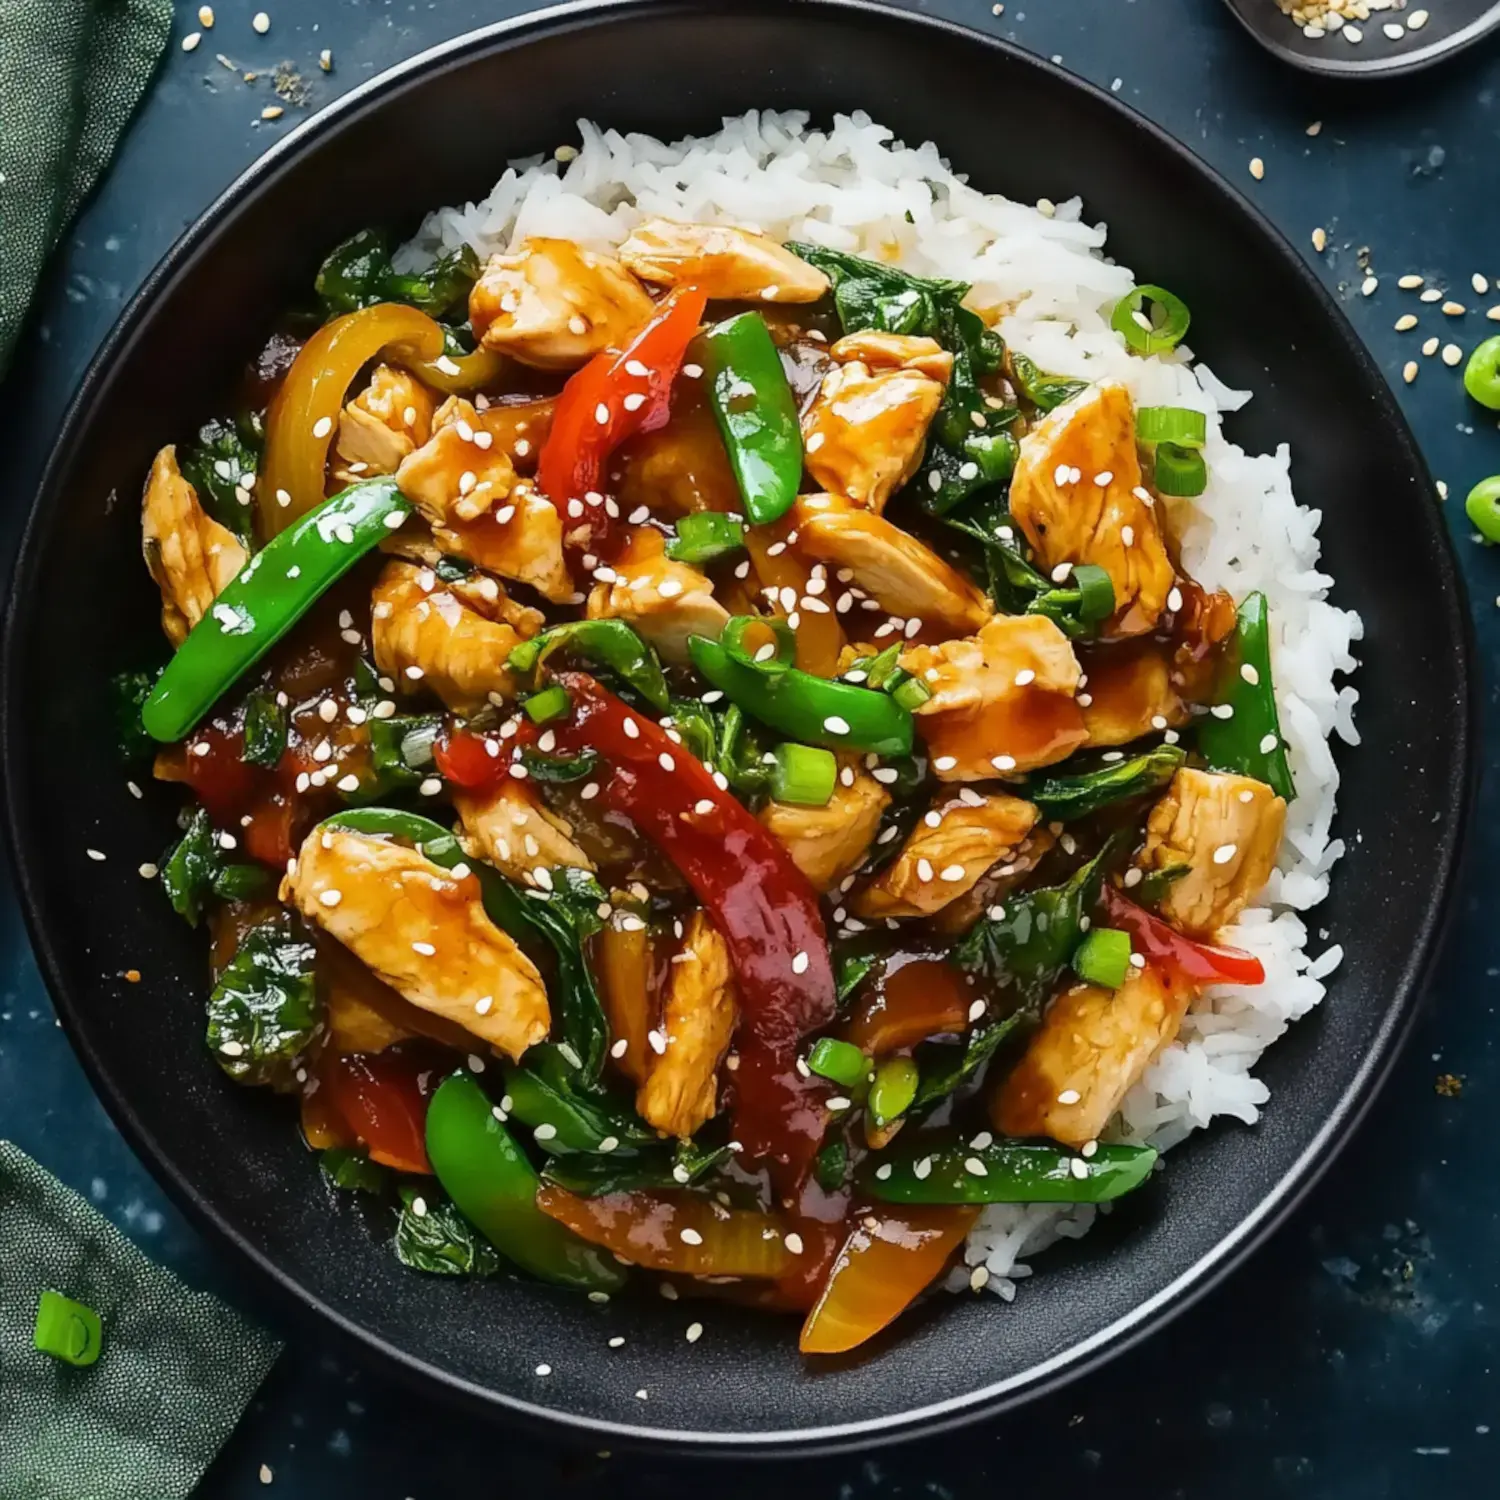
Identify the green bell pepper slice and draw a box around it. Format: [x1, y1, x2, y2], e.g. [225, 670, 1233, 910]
[1195, 591, 1296, 801]
[687, 633, 914, 758]
[424, 1073, 627, 1292]
[701, 312, 803, 525]
[863, 1137, 1158, 1205]
[507, 618, 670, 713]
[142, 478, 410, 743]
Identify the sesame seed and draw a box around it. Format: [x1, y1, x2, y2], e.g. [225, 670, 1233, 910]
[1423, 336, 1440, 356]
[86, 848, 106, 862]
[792, 950, 810, 974]
[917, 858, 935, 882]
[823, 715, 850, 735]
[182, 32, 202, 52]
[259, 1464, 273, 1485]
[1442, 344, 1464, 367]
[1260, 733, 1280, 754]
[261, 106, 284, 121]
[535, 1363, 551, 1376]
[1408, 9, 1429, 28]
[680, 1227, 704, 1246]
[610, 1038, 628, 1059]
[1403, 361, 1419, 384]
[1398, 274, 1425, 290]
[913, 1156, 933, 1180]
[1057, 1089, 1081, 1105]
[784, 1233, 804, 1255]
[1167, 586, 1184, 612]
[1395, 314, 1418, 332]
[475, 995, 494, 1016]
[411, 1196, 428, 1218]
[1362, 276, 1378, 297]
[311, 415, 332, 438]
[1013, 668, 1036, 687]
[1420, 288, 1443, 303]
[1249, 157, 1265, 181]
[1383, 21, 1404, 39]
[1311, 227, 1327, 253]
[991, 754, 1017, 771]
[933, 755, 957, 771]
[965, 1156, 988, 1176]
[1070, 1158, 1090, 1180]
[412, 941, 436, 956]
[1210, 703, 1234, 720]
[1240, 663, 1260, 686]
[1050, 562, 1073, 583]
[594, 402, 610, 425]
[319, 889, 343, 908]
[826, 1097, 852, 1112]
[1213, 843, 1238, 865]
[1443, 302, 1467, 317]
[1474, 274, 1491, 296]
[252, 11, 270, 33]
[658, 751, 675, 771]
[940, 864, 966, 882]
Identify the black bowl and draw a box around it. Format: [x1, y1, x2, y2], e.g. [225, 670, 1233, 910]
[0, 0, 1474, 1457]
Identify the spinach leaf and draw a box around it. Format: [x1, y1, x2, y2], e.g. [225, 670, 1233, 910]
[669, 698, 772, 801]
[316, 227, 479, 320]
[1009, 350, 1089, 413]
[505, 1042, 660, 1155]
[952, 836, 1122, 1010]
[161, 809, 222, 926]
[321, 1147, 390, 1195]
[540, 1140, 732, 1197]
[211, 863, 273, 902]
[179, 417, 261, 543]
[786, 243, 1015, 514]
[519, 746, 600, 783]
[355, 713, 442, 801]
[241, 689, 288, 769]
[1027, 746, 1186, 822]
[110, 667, 163, 762]
[834, 944, 881, 1008]
[910, 1007, 1030, 1113]
[813, 1136, 849, 1193]
[393, 1186, 501, 1277]
[1132, 862, 1190, 911]
[205, 920, 319, 1089]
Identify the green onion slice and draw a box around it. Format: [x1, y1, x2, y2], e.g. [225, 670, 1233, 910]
[1073, 927, 1132, 989]
[665, 511, 747, 565]
[890, 674, 933, 711]
[770, 743, 838, 806]
[1153, 442, 1208, 498]
[34, 1291, 103, 1367]
[868, 1056, 919, 1126]
[1071, 563, 1116, 624]
[721, 614, 796, 675]
[807, 1037, 868, 1090]
[1110, 285, 1192, 355]
[522, 685, 572, 725]
[1135, 405, 1207, 449]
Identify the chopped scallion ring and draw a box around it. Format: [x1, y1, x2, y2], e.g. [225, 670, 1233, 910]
[1135, 405, 1207, 449]
[522, 685, 572, 725]
[770, 743, 838, 806]
[721, 613, 797, 675]
[1152, 442, 1208, 498]
[807, 1036, 868, 1089]
[1071, 563, 1116, 624]
[34, 1290, 103, 1367]
[1072, 927, 1132, 989]
[1110, 284, 1192, 355]
[890, 674, 933, 711]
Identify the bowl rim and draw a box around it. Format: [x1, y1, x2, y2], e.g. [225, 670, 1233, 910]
[0, 0, 1478, 1456]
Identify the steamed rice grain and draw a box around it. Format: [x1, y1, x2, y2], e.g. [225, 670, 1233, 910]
[400, 109, 1361, 1293]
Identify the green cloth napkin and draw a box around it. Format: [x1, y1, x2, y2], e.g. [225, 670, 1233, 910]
[0, 0, 173, 375]
[0, 1142, 283, 1500]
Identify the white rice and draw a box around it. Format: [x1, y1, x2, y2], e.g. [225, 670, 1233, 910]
[400, 111, 1362, 1293]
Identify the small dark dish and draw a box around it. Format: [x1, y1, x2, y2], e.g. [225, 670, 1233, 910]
[0, 0, 1474, 1456]
[1220, 0, 1500, 77]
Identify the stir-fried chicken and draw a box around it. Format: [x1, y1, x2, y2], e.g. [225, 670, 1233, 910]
[801, 339, 948, 513]
[317, 934, 476, 1054]
[470, 238, 654, 369]
[854, 793, 1039, 919]
[636, 910, 738, 1138]
[1080, 643, 1188, 748]
[465, 396, 555, 473]
[1135, 768, 1287, 938]
[899, 615, 1088, 781]
[928, 828, 1057, 936]
[395, 396, 521, 523]
[791, 492, 990, 635]
[992, 965, 1191, 1148]
[759, 770, 890, 893]
[141, 445, 248, 647]
[1009, 381, 1175, 638]
[333, 364, 436, 482]
[618, 218, 829, 303]
[284, 827, 549, 1060]
[455, 779, 594, 888]
[370, 559, 541, 714]
[586, 527, 730, 665]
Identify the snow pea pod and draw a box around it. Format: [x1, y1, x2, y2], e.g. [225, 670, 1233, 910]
[424, 1073, 627, 1293]
[864, 1138, 1158, 1204]
[142, 478, 409, 744]
[1195, 591, 1296, 802]
[702, 312, 803, 525]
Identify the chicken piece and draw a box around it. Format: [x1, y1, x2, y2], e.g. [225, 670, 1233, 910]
[928, 828, 1057, 937]
[614, 398, 740, 519]
[828, 332, 954, 382]
[141, 445, 248, 647]
[317, 935, 475, 1054]
[467, 396, 555, 473]
[396, 408, 572, 602]
[992, 967, 1191, 1148]
[469, 238, 654, 369]
[899, 615, 1088, 781]
[790, 493, 989, 635]
[801, 356, 947, 514]
[333, 364, 437, 483]
[370, 559, 541, 715]
[759, 770, 890, 893]
[1079, 643, 1189, 748]
[284, 827, 549, 1060]
[636, 910, 739, 1139]
[1008, 380, 1175, 638]
[586, 527, 730, 666]
[455, 779, 594, 889]
[854, 793, 1039, 920]
[618, 218, 828, 303]
[1135, 769, 1287, 938]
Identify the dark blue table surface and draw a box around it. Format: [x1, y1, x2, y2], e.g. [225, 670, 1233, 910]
[3, 1, 1498, 1494]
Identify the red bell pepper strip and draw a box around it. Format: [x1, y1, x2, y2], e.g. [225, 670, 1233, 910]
[536, 286, 708, 556]
[432, 726, 506, 791]
[322, 1045, 444, 1175]
[547, 672, 836, 1192]
[1101, 886, 1266, 988]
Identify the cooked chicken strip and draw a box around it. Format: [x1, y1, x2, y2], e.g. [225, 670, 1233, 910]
[371, 558, 541, 715]
[317, 934, 475, 1054]
[928, 828, 1057, 937]
[854, 793, 1039, 920]
[284, 827, 549, 1060]
[791, 492, 989, 635]
[802, 350, 947, 514]
[618, 218, 828, 303]
[586, 528, 730, 665]
[637, 910, 738, 1139]
[828, 332, 954, 382]
[469, 238, 654, 369]
[1079, 643, 1189, 748]
[141, 445, 248, 647]
[455, 779, 594, 889]
[759, 769, 890, 893]
[1008, 380, 1175, 638]
[333, 364, 436, 483]
[991, 966, 1191, 1148]
[395, 397, 520, 523]
[1135, 768, 1287, 938]
[899, 615, 1088, 781]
